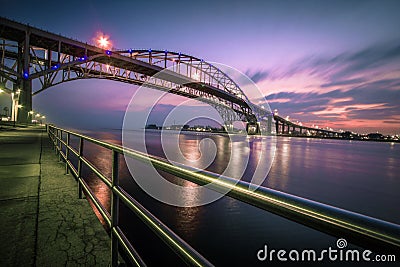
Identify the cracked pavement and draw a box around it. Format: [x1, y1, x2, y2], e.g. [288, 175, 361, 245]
[0, 126, 110, 266]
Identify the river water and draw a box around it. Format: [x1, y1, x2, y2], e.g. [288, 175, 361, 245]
[75, 129, 399, 266]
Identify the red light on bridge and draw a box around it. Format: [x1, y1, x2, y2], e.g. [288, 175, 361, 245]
[95, 32, 112, 50]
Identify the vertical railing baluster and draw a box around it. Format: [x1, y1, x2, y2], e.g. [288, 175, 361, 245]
[77, 137, 84, 199]
[58, 129, 62, 162]
[65, 132, 70, 174]
[111, 150, 120, 267]
[55, 128, 58, 155]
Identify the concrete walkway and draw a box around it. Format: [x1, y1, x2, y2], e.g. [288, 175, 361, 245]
[0, 126, 110, 266]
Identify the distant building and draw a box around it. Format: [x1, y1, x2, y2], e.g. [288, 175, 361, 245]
[367, 133, 383, 140]
[145, 124, 161, 130]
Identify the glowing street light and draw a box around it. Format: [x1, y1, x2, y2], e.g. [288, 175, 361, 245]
[193, 72, 200, 80]
[0, 89, 3, 93]
[98, 36, 109, 48]
[95, 32, 112, 50]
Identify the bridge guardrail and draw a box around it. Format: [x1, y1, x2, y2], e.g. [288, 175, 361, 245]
[47, 125, 400, 266]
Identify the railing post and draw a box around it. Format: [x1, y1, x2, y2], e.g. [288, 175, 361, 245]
[77, 137, 84, 199]
[54, 129, 58, 155]
[65, 133, 70, 174]
[111, 150, 120, 267]
[58, 129, 62, 161]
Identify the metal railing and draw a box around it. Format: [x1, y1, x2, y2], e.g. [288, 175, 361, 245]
[47, 125, 400, 266]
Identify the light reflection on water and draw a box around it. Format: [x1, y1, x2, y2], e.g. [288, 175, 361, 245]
[82, 130, 400, 265]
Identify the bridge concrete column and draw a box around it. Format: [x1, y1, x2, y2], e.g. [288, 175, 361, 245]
[246, 122, 260, 135]
[266, 115, 273, 134]
[17, 29, 31, 123]
[275, 121, 279, 134]
[224, 121, 234, 133]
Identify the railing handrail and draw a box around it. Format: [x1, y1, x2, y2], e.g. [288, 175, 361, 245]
[47, 125, 213, 267]
[47, 124, 400, 266]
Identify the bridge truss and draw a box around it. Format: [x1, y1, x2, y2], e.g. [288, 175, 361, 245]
[0, 17, 275, 133]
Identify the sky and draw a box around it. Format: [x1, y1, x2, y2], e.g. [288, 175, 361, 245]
[1, 0, 399, 134]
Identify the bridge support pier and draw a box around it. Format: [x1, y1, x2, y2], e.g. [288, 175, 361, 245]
[16, 30, 32, 123]
[266, 114, 273, 134]
[246, 122, 260, 135]
[17, 79, 32, 123]
[224, 121, 234, 133]
[282, 122, 287, 134]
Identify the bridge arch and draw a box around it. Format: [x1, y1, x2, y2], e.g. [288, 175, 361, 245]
[0, 17, 273, 133]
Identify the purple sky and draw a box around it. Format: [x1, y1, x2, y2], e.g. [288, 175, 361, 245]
[1, 0, 399, 134]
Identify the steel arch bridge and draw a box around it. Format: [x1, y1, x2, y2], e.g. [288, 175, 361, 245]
[0, 17, 273, 133]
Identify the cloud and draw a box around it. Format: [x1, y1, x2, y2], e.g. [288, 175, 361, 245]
[251, 41, 400, 133]
[261, 77, 400, 132]
[244, 70, 269, 83]
[320, 78, 365, 88]
[262, 41, 400, 84]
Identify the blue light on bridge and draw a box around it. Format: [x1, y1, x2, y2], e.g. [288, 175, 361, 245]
[51, 64, 59, 70]
[105, 50, 112, 56]
[80, 56, 87, 61]
[23, 71, 29, 79]
[128, 49, 132, 53]
[148, 49, 152, 53]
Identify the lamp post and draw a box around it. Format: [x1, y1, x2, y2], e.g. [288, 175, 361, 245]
[11, 89, 21, 123]
[35, 113, 41, 125]
[28, 110, 34, 123]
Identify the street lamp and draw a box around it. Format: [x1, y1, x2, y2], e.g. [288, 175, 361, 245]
[28, 111, 34, 123]
[193, 72, 200, 80]
[96, 33, 112, 50]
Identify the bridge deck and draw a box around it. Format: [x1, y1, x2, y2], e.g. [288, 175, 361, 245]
[0, 126, 111, 266]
